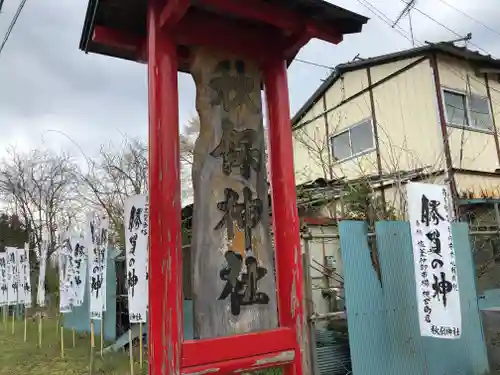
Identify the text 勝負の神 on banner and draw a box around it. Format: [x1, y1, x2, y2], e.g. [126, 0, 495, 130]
[0, 253, 7, 307]
[20, 243, 32, 308]
[407, 182, 461, 339]
[124, 194, 149, 324]
[71, 234, 88, 307]
[6, 247, 19, 306]
[87, 213, 109, 321]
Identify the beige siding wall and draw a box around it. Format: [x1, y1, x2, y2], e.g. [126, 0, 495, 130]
[293, 57, 444, 186]
[437, 56, 500, 172]
[293, 53, 500, 205]
[371, 58, 444, 174]
[324, 69, 377, 179]
[292, 100, 328, 184]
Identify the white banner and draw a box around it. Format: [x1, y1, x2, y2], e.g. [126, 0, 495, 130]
[20, 244, 32, 308]
[6, 247, 18, 306]
[59, 233, 73, 313]
[87, 212, 109, 320]
[124, 195, 149, 323]
[0, 254, 7, 306]
[407, 182, 461, 339]
[71, 234, 87, 307]
[37, 238, 48, 307]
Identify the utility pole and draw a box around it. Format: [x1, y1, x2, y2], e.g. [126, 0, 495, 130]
[393, 0, 417, 47]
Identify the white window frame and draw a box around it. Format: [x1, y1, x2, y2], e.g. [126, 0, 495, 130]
[330, 118, 376, 163]
[442, 87, 493, 132]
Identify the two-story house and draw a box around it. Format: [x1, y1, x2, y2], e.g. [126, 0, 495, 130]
[292, 41, 500, 325]
[292, 41, 500, 221]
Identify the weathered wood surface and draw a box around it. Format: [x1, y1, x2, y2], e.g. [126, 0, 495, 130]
[190, 47, 278, 339]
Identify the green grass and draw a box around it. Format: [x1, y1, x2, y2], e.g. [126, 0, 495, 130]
[0, 314, 147, 375]
[0, 313, 286, 375]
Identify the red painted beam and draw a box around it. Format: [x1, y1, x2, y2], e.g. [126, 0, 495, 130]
[182, 350, 295, 375]
[194, 0, 343, 45]
[92, 26, 142, 52]
[195, 0, 300, 32]
[282, 29, 312, 59]
[307, 23, 343, 45]
[182, 327, 296, 368]
[173, 12, 282, 61]
[160, 0, 190, 28]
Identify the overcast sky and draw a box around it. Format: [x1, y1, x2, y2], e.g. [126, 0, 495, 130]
[0, 0, 499, 161]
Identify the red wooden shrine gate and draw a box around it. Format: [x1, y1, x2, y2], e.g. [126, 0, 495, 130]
[78, 1, 367, 374]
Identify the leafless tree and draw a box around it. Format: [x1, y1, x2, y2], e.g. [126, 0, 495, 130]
[79, 137, 148, 250]
[0, 147, 80, 258]
[293, 125, 332, 181]
[180, 116, 199, 203]
[79, 129, 198, 249]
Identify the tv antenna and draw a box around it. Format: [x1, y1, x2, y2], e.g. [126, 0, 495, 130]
[393, 0, 417, 46]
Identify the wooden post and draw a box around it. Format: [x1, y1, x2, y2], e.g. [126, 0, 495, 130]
[190, 48, 278, 339]
[147, 1, 183, 373]
[264, 58, 307, 375]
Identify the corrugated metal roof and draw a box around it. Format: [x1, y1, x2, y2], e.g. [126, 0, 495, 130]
[292, 41, 500, 127]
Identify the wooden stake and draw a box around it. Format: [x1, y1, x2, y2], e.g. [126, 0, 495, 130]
[38, 313, 42, 348]
[89, 320, 95, 375]
[60, 325, 65, 358]
[100, 317, 104, 357]
[90, 320, 95, 348]
[139, 323, 143, 368]
[11, 307, 15, 335]
[23, 310, 27, 342]
[129, 329, 134, 375]
[72, 328, 76, 348]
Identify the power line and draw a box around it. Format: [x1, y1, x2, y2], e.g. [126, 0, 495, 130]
[0, 0, 29, 57]
[355, 0, 421, 46]
[295, 58, 334, 70]
[435, 0, 500, 39]
[403, 0, 491, 55]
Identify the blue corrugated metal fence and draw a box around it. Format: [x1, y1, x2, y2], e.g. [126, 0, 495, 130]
[339, 221, 489, 375]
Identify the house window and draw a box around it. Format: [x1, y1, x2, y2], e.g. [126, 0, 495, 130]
[443, 89, 492, 130]
[331, 120, 374, 162]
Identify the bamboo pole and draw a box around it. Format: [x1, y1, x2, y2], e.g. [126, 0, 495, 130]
[11, 306, 15, 335]
[100, 317, 104, 357]
[89, 320, 95, 375]
[23, 310, 27, 342]
[60, 325, 65, 358]
[38, 313, 42, 348]
[139, 323, 143, 368]
[129, 329, 135, 375]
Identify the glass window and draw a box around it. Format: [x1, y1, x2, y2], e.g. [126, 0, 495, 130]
[443, 89, 493, 131]
[331, 120, 374, 162]
[350, 120, 374, 154]
[444, 90, 468, 126]
[332, 131, 350, 161]
[470, 95, 492, 130]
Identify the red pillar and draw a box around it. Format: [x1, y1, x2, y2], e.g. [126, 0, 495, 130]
[264, 58, 305, 375]
[147, 0, 183, 373]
